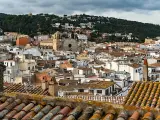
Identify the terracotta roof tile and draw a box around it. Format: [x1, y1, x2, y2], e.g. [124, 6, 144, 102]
[60, 62, 73, 69]
[128, 63, 141, 68]
[0, 93, 159, 119]
[36, 72, 52, 82]
[4, 83, 44, 95]
[109, 52, 124, 57]
[78, 67, 92, 70]
[77, 81, 115, 89]
[129, 111, 140, 120]
[142, 112, 154, 120]
[149, 63, 160, 67]
[124, 82, 160, 109]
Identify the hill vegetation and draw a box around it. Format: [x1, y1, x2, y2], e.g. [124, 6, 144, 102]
[0, 13, 160, 42]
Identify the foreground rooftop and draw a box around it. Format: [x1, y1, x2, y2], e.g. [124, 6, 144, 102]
[0, 93, 159, 120]
[124, 81, 160, 109]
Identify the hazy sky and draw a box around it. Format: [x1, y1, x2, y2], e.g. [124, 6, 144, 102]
[0, 0, 160, 24]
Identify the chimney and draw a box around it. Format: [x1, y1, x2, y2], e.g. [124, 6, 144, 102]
[0, 62, 6, 93]
[71, 75, 74, 80]
[42, 81, 48, 90]
[48, 76, 58, 96]
[41, 76, 49, 90]
[143, 58, 149, 81]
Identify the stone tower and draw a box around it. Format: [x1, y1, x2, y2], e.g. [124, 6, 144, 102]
[48, 76, 58, 96]
[0, 62, 6, 92]
[52, 31, 61, 51]
[143, 58, 149, 81]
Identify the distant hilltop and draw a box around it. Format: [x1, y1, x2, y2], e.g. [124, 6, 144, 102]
[0, 13, 160, 41]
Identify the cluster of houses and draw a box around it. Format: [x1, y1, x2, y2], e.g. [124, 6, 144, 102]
[0, 31, 160, 103]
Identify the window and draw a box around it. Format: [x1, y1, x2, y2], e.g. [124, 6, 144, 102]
[28, 67, 30, 70]
[10, 62, 12, 66]
[97, 90, 102, 93]
[152, 69, 155, 72]
[90, 90, 94, 93]
[79, 89, 84, 92]
[112, 85, 114, 91]
[68, 44, 72, 51]
[7, 71, 10, 74]
[151, 75, 154, 79]
[157, 75, 159, 78]
[105, 89, 109, 95]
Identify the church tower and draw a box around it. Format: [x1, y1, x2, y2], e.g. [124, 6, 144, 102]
[143, 58, 149, 81]
[52, 31, 61, 51]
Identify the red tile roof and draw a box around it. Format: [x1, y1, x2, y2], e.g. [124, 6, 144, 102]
[0, 93, 159, 120]
[128, 63, 141, 68]
[35, 72, 52, 82]
[60, 62, 73, 69]
[4, 83, 44, 95]
[109, 52, 124, 57]
[124, 82, 160, 109]
[77, 81, 115, 89]
[149, 63, 160, 67]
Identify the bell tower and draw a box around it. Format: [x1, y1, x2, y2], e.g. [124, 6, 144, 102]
[52, 31, 61, 51]
[143, 58, 149, 81]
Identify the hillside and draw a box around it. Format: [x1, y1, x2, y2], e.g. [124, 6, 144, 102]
[0, 13, 160, 41]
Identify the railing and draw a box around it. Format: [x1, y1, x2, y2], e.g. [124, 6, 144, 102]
[61, 95, 125, 104]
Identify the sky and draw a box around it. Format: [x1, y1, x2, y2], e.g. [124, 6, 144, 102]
[0, 0, 160, 24]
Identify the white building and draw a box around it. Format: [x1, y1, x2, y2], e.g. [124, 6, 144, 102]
[148, 51, 160, 58]
[106, 60, 143, 81]
[60, 81, 121, 96]
[148, 63, 160, 81]
[9, 47, 23, 55]
[3, 60, 18, 83]
[34, 35, 49, 41]
[147, 58, 160, 64]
